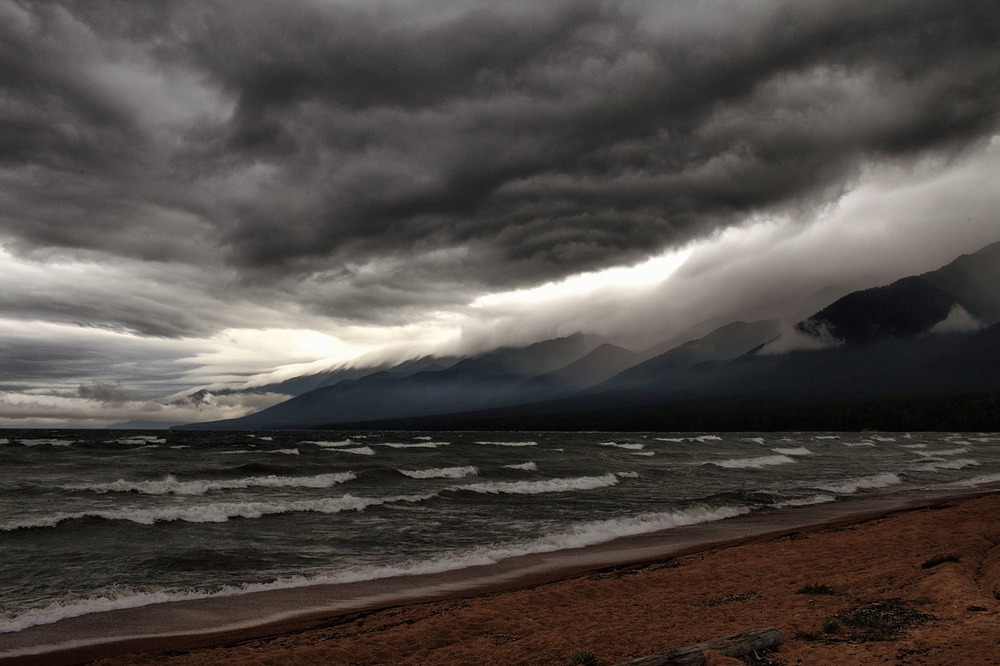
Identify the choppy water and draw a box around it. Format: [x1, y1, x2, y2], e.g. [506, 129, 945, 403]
[1, 429, 998, 634]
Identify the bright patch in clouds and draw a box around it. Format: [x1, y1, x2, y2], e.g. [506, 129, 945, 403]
[472, 248, 694, 308]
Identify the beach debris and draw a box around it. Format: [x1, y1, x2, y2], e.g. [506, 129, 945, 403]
[615, 626, 783, 665]
[807, 598, 935, 642]
[704, 591, 759, 606]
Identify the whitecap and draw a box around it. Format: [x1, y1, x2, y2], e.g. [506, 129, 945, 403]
[18, 439, 74, 447]
[324, 446, 376, 456]
[399, 466, 478, 480]
[454, 472, 627, 495]
[115, 436, 166, 445]
[305, 439, 354, 447]
[0, 504, 749, 634]
[503, 462, 537, 471]
[64, 472, 357, 496]
[599, 442, 645, 450]
[474, 441, 538, 447]
[770, 494, 836, 509]
[814, 472, 902, 495]
[946, 473, 1000, 488]
[913, 458, 980, 472]
[916, 447, 969, 457]
[381, 442, 448, 449]
[2, 492, 435, 531]
[709, 454, 797, 469]
[771, 447, 812, 456]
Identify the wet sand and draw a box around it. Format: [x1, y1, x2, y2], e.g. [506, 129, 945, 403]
[4, 488, 1000, 665]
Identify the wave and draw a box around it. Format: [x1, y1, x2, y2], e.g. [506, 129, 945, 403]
[771, 447, 812, 456]
[599, 442, 645, 450]
[653, 435, 722, 443]
[843, 442, 876, 447]
[814, 472, 902, 495]
[305, 440, 355, 447]
[709, 454, 797, 469]
[323, 446, 376, 456]
[916, 447, 969, 457]
[63, 472, 357, 496]
[946, 473, 1000, 488]
[0, 503, 749, 635]
[814, 435, 840, 440]
[17, 439, 74, 447]
[454, 472, 628, 496]
[218, 448, 300, 456]
[503, 462, 537, 471]
[744, 437, 766, 444]
[913, 458, 980, 472]
[399, 466, 479, 480]
[899, 443, 927, 449]
[474, 441, 538, 447]
[115, 436, 166, 445]
[631, 451, 656, 456]
[380, 442, 448, 449]
[770, 494, 836, 509]
[1, 493, 435, 531]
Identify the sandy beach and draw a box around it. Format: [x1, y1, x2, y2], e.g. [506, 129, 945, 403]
[5, 489, 999, 666]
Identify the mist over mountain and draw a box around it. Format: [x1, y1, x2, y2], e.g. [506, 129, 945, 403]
[178, 241, 1000, 431]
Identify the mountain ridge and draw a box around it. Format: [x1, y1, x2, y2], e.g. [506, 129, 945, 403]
[176, 240, 1000, 431]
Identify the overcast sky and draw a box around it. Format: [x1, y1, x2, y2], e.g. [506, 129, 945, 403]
[2, 0, 999, 427]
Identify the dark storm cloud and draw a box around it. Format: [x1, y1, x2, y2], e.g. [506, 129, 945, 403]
[189, 0, 1000, 285]
[2, 0, 1000, 330]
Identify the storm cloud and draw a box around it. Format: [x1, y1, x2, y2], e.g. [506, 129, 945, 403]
[2, 0, 1000, 423]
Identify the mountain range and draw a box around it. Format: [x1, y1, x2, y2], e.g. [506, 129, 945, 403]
[177, 240, 1000, 432]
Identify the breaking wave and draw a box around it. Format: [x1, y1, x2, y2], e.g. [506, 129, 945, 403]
[64, 472, 357, 496]
[380, 442, 448, 449]
[323, 446, 376, 456]
[772, 447, 812, 456]
[1, 493, 435, 531]
[599, 442, 645, 450]
[814, 472, 902, 495]
[503, 462, 537, 471]
[709, 455, 797, 469]
[454, 473, 628, 496]
[475, 441, 538, 447]
[399, 466, 479, 480]
[0, 504, 749, 634]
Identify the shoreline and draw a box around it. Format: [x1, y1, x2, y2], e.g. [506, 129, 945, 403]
[3, 484, 998, 665]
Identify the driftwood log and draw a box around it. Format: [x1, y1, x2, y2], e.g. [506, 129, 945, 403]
[615, 627, 783, 665]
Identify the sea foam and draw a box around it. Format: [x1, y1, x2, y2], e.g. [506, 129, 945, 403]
[455, 473, 627, 495]
[599, 442, 645, 450]
[64, 472, 357, 496]
[475, 441, 538, 447]
[399, 466, 479, 480]
[814, 472, 902, 495]
[0, 503, 749, 635]
[772, 447, 812, 456]
[1, 493, 435, 531]
[709, 454, 797, 469]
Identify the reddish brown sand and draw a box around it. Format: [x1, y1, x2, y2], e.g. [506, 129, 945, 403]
[41, 494, 1000, 664]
